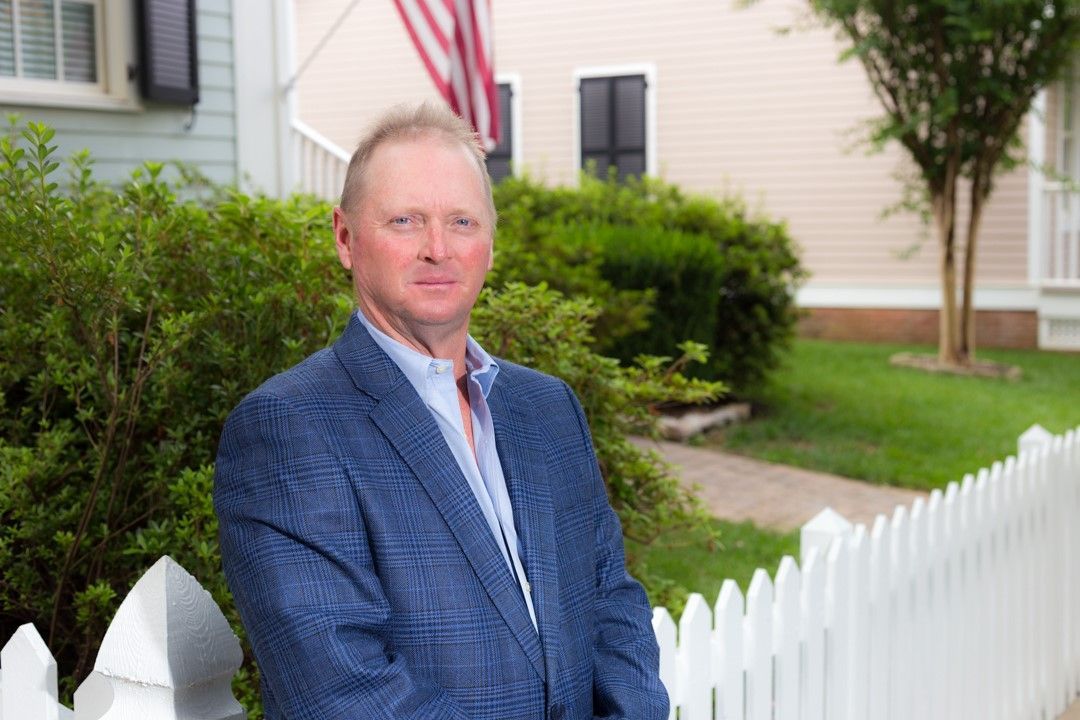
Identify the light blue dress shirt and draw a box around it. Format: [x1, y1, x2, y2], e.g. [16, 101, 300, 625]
[356, 310, 538, 631]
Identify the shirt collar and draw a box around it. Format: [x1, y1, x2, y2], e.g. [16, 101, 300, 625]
[355, 308, 499, 399]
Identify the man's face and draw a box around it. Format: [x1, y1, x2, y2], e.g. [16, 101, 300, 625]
[333, 134, 494, 348]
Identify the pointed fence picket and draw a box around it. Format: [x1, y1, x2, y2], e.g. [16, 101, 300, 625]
[715, 580, 744, 720]
[2, 424, 1078, 719]
[651, 423, 1080, 719]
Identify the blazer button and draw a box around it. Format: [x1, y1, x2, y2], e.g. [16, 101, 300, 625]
[549, 703, 565, 720]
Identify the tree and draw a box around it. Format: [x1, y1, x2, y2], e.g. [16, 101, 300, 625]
[810, 0, 1080, 365]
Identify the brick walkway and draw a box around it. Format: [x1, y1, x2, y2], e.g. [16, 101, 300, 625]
[633, 437, 926, 532]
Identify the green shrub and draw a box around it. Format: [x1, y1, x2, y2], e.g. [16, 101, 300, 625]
[492, 172, 807, 392]
[490, 197, 654, 351]
[541, 223, 725, 377]
[0, 123, 721, 715]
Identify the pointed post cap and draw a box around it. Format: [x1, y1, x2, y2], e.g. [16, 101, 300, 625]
[94, 556, 242, 687]
[1018, 424, 1053, 457]
[801, 506, 852, 567]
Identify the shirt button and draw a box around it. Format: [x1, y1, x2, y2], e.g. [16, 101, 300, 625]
[435, 364, 448, 374]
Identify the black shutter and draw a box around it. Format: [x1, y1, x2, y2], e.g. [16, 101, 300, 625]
[613, 75, 646, 180]
[486, 83, 514, 183]
[138, 0, 199, 105]
[579, 74, 646, 181]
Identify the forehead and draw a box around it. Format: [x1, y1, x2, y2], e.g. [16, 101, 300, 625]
[361, 135, 488, 210]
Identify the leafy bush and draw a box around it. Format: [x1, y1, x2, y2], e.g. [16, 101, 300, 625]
[540, 223, 726, 378]
[0, 123, 350, 714]
[492, 172, 807, 391]
[0, 123, 721, 715]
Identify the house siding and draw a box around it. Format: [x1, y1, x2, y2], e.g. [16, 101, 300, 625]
[295, 0, 1032, 293]
[0, 0, 238, 186]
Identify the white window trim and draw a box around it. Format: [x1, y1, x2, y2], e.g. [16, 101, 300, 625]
[495, 72, 522, 175]
[0, 1, 138, 111]
[797, 283, 1039, 311]
[571, 62, 657, 179]
[1027, 87, 1047, 286]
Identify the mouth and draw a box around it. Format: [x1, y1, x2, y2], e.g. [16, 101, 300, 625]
[412, 278, 459, 288]
[406, 276, 453, 284]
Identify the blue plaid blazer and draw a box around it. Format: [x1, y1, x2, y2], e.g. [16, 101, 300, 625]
[214, 315, 668, 720]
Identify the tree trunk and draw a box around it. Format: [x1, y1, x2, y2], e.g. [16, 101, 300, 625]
[959, 177, 987, 364]
[933, 166, 961, 366]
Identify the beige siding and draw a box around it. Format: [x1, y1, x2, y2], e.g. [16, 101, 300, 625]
[295, 0, 1031, 289]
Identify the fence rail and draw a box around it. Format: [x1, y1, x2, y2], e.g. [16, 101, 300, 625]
[2, 424, 1077, 719]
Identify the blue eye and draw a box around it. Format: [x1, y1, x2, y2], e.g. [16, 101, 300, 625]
[392, 216, 411, 225]
[455, 217, 473, 227]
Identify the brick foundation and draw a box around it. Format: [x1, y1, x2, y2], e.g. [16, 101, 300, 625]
[798, 308, 1038, 349]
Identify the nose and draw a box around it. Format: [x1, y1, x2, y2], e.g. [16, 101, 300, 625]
[419, 224, 449, 263]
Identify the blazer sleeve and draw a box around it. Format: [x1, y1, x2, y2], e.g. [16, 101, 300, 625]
[563, 385, 671, 719]
[213, 390, 469, 720]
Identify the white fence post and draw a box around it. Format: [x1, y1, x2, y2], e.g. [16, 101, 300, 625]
[800, 507, 852, 567]
[73, 556, 244, 720]
[1019, 423, 1054, 458]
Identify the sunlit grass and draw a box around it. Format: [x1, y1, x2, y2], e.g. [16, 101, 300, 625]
[706, 339, 1080, 491]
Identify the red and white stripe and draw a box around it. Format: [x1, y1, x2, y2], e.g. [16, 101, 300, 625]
[392, 0, 499, 151]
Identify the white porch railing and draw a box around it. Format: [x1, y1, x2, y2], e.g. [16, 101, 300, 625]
[1041, 183, 1080, 285]
[2, 424, 1077, 719]
[290, 118, 350, 201]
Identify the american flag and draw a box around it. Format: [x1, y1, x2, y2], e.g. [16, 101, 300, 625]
[392, 0, 499, 150]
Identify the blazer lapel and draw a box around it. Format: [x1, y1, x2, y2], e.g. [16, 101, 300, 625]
[333, 317, 546, 681]
[489, 384, 561, 686]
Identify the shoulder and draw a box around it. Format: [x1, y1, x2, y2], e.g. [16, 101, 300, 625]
[251, 347, 349, 403]
[224, 346, 357, 434]
[492, 358, 592, 442]
[494, 357, 577, 404]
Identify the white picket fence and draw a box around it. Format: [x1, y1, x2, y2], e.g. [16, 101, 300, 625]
[0, 557, 244, 720]
[1, 424, 1077, 719]
[653, 423, 1080, 720]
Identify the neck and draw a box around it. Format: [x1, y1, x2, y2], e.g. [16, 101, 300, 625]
[358, 305, 469, 368]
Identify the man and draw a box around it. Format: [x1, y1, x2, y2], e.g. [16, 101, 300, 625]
[214, 103, 668, 720]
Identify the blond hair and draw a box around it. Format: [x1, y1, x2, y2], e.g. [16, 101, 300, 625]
[338, 102, 496, 224]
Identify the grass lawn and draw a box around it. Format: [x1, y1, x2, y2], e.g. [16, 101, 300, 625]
[630, 519, 800, 614]
[704, 339, 1080, 491]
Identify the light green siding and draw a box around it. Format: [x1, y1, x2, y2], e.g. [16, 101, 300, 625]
[0, 0, 238, 186]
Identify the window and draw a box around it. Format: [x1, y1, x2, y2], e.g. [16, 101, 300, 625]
[486, 81, 514, 183]
[579, 73, 647, 181]
[0, 0, 134, 109]
[0, 1, 100, 84]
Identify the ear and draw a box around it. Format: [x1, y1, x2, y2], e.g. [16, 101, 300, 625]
[332, 206, 353, 270]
